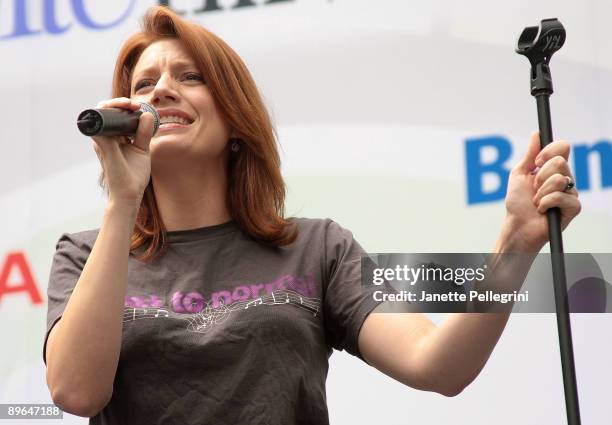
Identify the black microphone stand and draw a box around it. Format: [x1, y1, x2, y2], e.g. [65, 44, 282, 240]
[516, 19, 581, 425]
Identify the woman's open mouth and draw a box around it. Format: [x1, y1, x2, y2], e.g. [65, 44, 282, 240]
[157, 114, 194, 132]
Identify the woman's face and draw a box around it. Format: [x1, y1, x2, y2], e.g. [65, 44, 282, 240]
[130, 38, 231, 162]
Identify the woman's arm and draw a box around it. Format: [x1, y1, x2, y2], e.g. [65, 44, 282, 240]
[45, 97, 154, 417]
[358, 229, 526, 397]
[358, 133, 581, 396]
[45, 201, 138, 417]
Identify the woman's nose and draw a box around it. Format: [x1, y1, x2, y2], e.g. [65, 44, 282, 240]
[151, 75, 178, 105]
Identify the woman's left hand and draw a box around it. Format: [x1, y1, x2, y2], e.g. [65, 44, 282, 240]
[502, 132, 581, 252]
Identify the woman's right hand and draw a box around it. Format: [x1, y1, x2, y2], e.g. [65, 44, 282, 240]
[91, 97, 155, 207]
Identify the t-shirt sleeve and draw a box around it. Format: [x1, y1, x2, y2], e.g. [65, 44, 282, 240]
[322, 220, 383, 362]
[43, 232, 91, 365]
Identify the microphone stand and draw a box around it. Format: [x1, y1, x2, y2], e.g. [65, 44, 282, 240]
[516, 19, 581, 425]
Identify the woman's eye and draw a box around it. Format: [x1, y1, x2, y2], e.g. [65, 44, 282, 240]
[134, 80, 154, 91]
[185, 73, 203, 82]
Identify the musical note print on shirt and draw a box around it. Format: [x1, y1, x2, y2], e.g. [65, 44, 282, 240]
[123, 289, 321, 334]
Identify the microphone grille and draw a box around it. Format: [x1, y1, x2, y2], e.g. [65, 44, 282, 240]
[138, 101, 160, 135]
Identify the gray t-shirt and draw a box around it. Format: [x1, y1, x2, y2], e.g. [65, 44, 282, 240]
[43, 217, 382, 424]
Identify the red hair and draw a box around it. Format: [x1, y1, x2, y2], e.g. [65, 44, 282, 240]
[100, 6, 297, 262]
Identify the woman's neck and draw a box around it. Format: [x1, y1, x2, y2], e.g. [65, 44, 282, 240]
[150, 159, 231, 232]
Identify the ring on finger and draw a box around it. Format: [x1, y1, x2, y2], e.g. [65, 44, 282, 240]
[563, 175, 575, 192]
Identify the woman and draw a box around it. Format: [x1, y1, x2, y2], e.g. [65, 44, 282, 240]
[43, 6, 581, 424]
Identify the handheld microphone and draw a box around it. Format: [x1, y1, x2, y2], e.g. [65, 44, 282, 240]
[77, 101, 160, 137]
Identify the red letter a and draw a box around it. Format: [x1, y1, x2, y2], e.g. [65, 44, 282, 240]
[0, 252, 43, 305]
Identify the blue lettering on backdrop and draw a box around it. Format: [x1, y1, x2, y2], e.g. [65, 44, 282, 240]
[71, 0, 136, 30]
[44, 0, 70, 35]
[465, 136, 512, 204]
[0, 0, 135, 40]
[465, 137, 612, 204]
[159, 0, 293, 13]
[573, 141, 612, 190]
[1, 0, 41, 38]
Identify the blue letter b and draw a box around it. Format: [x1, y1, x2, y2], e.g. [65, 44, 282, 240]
[465, 136, 512, 205]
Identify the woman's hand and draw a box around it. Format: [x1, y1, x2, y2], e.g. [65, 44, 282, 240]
[502, 132, 581, 252]
[91, 97, 155, 207]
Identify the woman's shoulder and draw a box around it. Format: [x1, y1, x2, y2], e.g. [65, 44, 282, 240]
[289, 216, 331, 228]
[287, 216, 354, 243]
[287, 216, 340, 232]
[54, 228, 100, 252]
